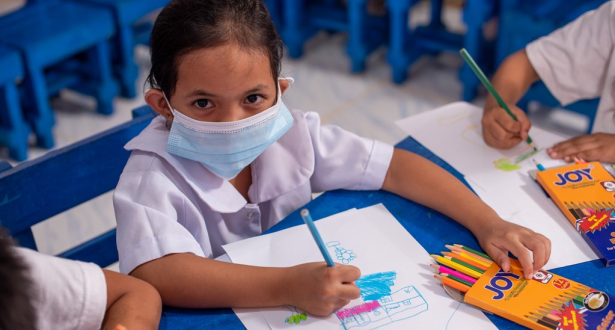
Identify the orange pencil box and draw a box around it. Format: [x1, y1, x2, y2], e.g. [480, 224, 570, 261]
[534, 162, 615, 267]
[447, 259, 614, 330]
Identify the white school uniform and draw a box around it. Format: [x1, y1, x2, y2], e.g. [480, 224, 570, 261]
[526, 1, 615, 133]
[15, 247, 107, 330]
[114, 110, 394, 274]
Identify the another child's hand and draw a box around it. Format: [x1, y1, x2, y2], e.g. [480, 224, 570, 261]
[481, 104, 532, 149]
[475, 219, 551, 279]
[547, 133, 615, 163]
[284, 262, 361, 316]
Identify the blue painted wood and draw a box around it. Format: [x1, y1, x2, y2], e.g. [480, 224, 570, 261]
[0, 1, 118, 148]
[158, 135, 615, 329]
[0, 109, 154, 266]
[281, 0, 388, 73]
[0, 161, 11, 173]
[70, 0, 171, 98]
[387, 0, 496, 102]
[496, 1, 605, 132]
[0, 46, 29, 161]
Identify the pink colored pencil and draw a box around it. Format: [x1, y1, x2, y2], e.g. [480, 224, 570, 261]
[430, 264, 477, 284]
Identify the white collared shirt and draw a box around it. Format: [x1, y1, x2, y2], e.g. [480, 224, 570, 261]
[15, 247, 107, 330]
[114, 110, 394, 274]
[526, 1, 615, 133]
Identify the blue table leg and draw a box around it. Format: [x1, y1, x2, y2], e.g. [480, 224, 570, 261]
[83, 41, 117, 115]
[22, 65, 55, 149]
[282, 0, 305, 59]
[347, 0, 369, 73]
[0, 83, 29, 161]
[387, 0, 412, 84]
[116, 25, 138, 99]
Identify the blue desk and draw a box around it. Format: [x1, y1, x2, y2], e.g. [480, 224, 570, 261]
[159, 136, 613, 330]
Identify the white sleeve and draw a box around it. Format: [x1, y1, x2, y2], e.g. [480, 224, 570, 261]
[15, 248, 107, 330]
[305, 112, 394, 192]
[114, 164, 206, 275]
[526, 2, 615, 106]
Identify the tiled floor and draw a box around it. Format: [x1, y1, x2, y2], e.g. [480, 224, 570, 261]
[1, 1, 588, 265]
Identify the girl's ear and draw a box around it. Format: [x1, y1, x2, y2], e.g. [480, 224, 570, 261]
[279, 78, 290, 95]
[145, 89, 174, 121]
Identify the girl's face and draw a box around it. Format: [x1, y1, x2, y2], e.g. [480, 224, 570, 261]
[146, 43, 288, 123]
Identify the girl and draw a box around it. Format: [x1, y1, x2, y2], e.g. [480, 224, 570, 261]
[481, 2, 615, 163]
[114, 0, 551, 316]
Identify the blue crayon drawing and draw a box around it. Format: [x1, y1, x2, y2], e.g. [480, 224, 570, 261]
[326, 241, 357, 264]
[336, 271, 428, 330]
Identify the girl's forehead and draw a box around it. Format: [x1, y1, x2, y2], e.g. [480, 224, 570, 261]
[176, 45, 274, 95]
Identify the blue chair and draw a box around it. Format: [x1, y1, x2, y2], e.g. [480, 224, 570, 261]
[0, 1, 118, 149]
[281, 0, 388, 73]
[0, 106, 155, 267]
[387, 0, 497, 101]
[0, 46, 29, 161]
[70, 0, 171, 98]
[263, 0, 284, 32]
[496, 0, 606, 132]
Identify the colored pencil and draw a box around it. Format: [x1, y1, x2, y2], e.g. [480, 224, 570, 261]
[533, 159, 546, 171]
[565, 201, 582, 220]
[436, 273, 474, 287]
[430, 264, 477, 284]
[443, 252, 489, 271]
[435, 274, 471, 293]
[452, 244, 492, 260]
[583, 201, 594, 212]
[459, 48, 537, 151]
[300, 209, 335, 267]
[430, 255, 483, 278]
[525, 315, 557, 329]
[443, 256, 485, 273]
[452, 251, 492, 268]
[445, 245, 493, 264]
[573, 202, 590, 217]
[590, 201, 601, 211]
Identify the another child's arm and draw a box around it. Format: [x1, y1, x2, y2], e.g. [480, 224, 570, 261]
[101, 269, 162, 330]
[481, 49, 539, 149]
[381, 148, 551, 279]
[130, 253, 360, 316]
[547, 133, 615, 163]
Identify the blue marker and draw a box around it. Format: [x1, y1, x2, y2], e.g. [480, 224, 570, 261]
[301, 209, 335, 267]
[533, 159, 545, 171]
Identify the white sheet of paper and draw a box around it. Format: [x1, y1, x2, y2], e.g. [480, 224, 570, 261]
[395, 102, 568, 191]
[224, 205, 496, 330]
[466, 180, 598, 269]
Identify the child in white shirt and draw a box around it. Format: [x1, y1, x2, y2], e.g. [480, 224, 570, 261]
[114, 0, 552, 317]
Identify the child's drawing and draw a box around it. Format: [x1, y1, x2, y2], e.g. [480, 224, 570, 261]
[284, 306, 308, 325]
[336, 271, 428, 330]
[327, 241, 357, 264]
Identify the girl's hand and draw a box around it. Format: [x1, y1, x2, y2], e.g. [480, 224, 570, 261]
[475, 219, 551, 279]
[283, 262, 361, 316]
[547, 133, 615, 163]
[481, 104, 532, 149]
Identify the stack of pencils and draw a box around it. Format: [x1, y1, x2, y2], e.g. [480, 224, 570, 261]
[523, 284, 592, 330]
[430, 244, 493, 293]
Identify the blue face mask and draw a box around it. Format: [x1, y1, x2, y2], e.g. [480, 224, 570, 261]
[164, 83, 294, 180]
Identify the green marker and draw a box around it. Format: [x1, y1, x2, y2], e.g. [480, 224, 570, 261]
[460, 48, 537, 151]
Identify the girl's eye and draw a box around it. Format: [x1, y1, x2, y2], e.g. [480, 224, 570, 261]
[194, 99, 212, 109]
[245, 94, 264, 105]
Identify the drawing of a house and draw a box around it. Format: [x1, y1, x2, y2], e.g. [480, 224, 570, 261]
[336, 286, 428, 330]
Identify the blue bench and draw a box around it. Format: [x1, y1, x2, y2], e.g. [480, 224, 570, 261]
[0, 46, 29, 161]
[281, 0, 388, 73]
[386, 0, 497, 102]
[0, 0, 118, 149]
[496, 0, 606, 132]
[71, 0, 171, 98]
[0, 106, 154, 267]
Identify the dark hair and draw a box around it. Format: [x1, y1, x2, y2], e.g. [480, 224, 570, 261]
[147, 0, 283, 97]
[0, 229, 36, 330]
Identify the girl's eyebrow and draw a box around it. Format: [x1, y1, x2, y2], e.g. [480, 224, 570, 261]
[185, 84, 270, 98]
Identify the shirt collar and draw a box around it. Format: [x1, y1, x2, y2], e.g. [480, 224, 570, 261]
[125, 114, 312, 213]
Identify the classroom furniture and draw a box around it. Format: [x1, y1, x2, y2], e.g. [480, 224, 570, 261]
[0, 107, 155, 267]
[263, 0, 284, 32]
[156, 135, 614, 329]
[0, 46, 29, 161]
[281, 0, 388, 73]
[495, 0, 606, 133]
[70, 0, 170, 98]
[0, 0, 118, 149]
[386, 0, 497, 102]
